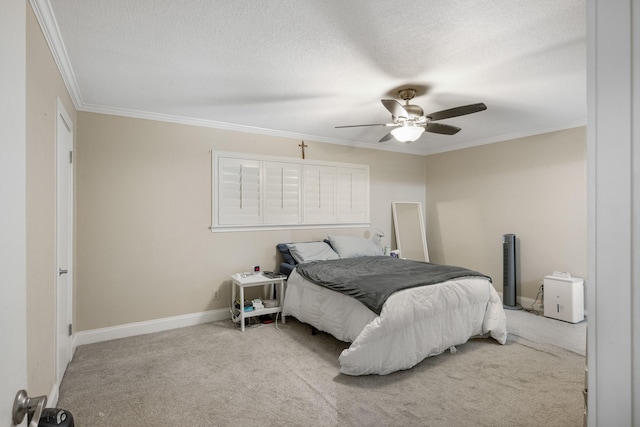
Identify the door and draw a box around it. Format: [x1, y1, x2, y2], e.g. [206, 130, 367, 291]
[1, 104, 29, 424]
[56, 99, 73, 385]
[1, 0, 28, 422]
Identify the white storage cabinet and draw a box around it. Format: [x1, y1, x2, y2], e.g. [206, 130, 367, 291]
[230, 273, 286, 332]
[543, 274, 584, 323]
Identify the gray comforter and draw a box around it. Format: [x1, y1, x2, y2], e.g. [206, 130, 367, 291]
[295, 256, 491, 315]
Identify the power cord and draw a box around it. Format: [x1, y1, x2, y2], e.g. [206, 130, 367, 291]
[520, 282, 544, 315]
[274, 311, 290, 331]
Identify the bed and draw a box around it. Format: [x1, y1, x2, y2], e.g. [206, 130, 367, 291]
[279, 236, 507, 376]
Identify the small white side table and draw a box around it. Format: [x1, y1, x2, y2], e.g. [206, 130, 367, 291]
[230, 273, 286, 332]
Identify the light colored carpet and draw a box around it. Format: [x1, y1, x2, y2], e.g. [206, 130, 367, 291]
[58, 316, 585, 427]
[505, 308, 586, 356]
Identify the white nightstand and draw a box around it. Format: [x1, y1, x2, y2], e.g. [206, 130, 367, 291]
[230, 273, 286, 332]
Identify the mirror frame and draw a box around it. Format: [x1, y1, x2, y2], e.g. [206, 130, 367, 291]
[392, 201, 429, 262]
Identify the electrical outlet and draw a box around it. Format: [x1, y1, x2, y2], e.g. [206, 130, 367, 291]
[212, 290, 220, 300]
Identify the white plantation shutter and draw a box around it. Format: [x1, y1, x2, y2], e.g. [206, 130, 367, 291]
[264, 161, 301, 224]
[217, 157, 261, 225]
[337, 167, 368, 223]
[212, 152, 369, 229]
[303, 165, 336, 223]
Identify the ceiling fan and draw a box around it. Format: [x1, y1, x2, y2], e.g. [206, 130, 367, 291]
[335, 88, 487, 143]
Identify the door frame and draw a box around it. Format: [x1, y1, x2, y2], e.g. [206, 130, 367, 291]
[55, 97, 74, 386]
[0, 0, 28, 423]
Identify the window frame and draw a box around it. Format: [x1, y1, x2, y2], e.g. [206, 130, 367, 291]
[211, 151, 370, 232]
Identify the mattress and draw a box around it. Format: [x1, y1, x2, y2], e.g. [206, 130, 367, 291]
[283, 269, 507, 375]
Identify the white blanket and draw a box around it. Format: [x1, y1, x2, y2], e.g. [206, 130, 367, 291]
[283, 269, 507, 375]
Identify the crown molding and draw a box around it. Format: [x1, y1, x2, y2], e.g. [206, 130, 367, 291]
[30, 0, 83, 108]
[79, 102, 433, 155]
[421, 119, 587, 155]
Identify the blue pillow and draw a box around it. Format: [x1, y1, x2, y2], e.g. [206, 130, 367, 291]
[276, 243, 296, 265]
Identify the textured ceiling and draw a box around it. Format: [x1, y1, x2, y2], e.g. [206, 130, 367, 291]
[35, 0, 586, 155]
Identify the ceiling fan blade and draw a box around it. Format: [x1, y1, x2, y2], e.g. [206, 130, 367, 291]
[378, 132, 395, 142]
[426, 103, 487, 121]
[425, 122, 461, 135]
[335, 123, 391, 128]
[381, 99, 409, 118]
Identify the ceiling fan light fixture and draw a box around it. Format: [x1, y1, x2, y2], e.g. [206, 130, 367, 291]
[335, 88, 485, 143]
[391, 125, 425, 142]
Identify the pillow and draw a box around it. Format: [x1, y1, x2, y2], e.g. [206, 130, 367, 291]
[286, 242, 340, 263]
[276, 243, 297, 265]
[327, 235, 384, 258]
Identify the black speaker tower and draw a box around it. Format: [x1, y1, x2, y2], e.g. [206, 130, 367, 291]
[502, 234, 520, 309]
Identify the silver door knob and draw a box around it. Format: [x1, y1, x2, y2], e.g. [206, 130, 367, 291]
[13, 390, 46, 427]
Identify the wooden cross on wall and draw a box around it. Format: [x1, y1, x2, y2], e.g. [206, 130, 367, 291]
[298, 140, 308, 159]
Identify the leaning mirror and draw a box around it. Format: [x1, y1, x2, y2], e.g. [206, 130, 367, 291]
[392, 201, 429, 262]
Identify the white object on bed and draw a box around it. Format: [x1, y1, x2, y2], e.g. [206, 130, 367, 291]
[283, 269, 507, 375]
[286, 242, 340, 263]
[327, 235, 383, 258]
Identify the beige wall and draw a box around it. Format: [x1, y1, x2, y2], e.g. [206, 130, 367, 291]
[26, 5, 77, 396]
[75, 112, 426, 331]
[76, 114, 587, 331]
[424, 127, 587, 303]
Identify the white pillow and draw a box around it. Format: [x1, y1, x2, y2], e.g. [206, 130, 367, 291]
[287, 242, 340, 263]
[327, 235, 384, 258]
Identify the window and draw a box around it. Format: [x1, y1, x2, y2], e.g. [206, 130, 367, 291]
[302, 165, 336, 224]
[217, 157, 261, 225]
[264, 161, 301, 224]
[212, 152, 369, 231]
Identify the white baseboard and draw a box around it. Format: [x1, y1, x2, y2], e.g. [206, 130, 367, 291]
[73, 308, 231, 348]
[497, 292, 540, 311]
[517, 295, 538, 310]
[497, 291, 588, 316]
[48, 383, 59, 408]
